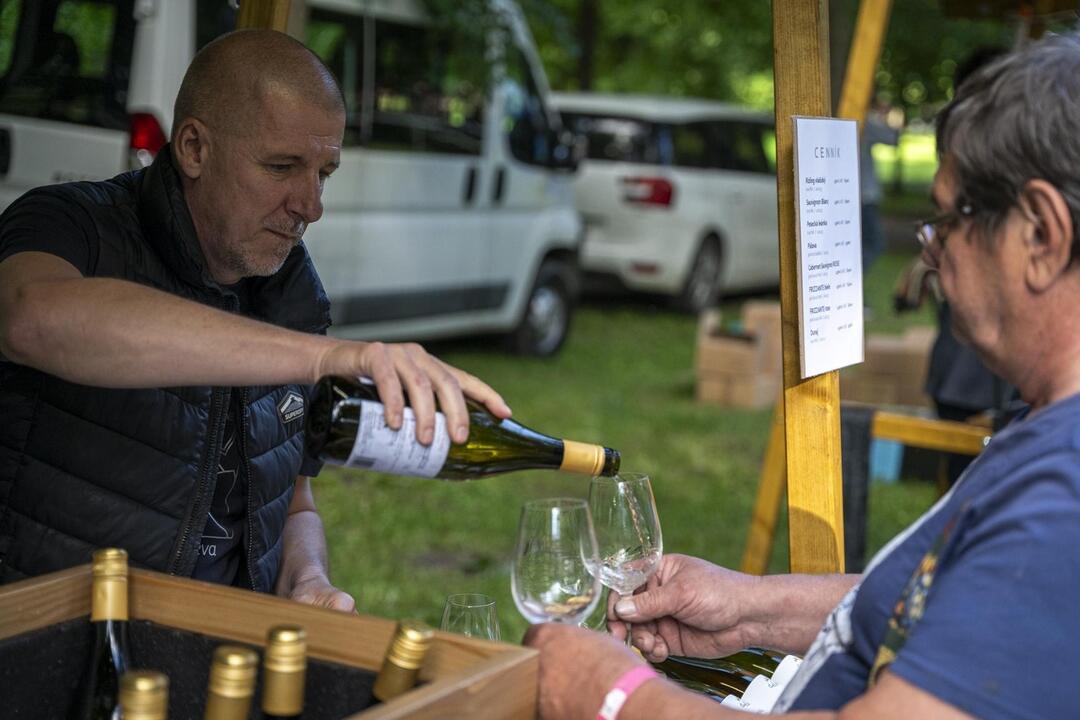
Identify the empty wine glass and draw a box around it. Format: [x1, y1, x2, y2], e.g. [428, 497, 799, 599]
[441, 593, 501, 641]
[588, 472, 663, 640]
[511, 498, 601, 626]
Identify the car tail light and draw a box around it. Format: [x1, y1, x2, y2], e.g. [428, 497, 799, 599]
[129, 113, 166, 168]
[621, 176, 674, 208]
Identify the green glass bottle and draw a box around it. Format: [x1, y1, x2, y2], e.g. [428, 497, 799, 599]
[68, 548, 133, 720]
[680, 649, 781, 678]
[652, 657, 751, 699]
[305, 376, 620, 479]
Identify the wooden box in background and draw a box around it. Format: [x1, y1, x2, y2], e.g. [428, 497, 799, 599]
[841, 326, 935, 408]
[0, 566, 537, 719]
[695, 304, 782, 409]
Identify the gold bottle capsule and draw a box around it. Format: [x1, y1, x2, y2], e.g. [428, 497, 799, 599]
[204, 645, 258, 720]
[372, 620, 435, 702]
[262, 625, 307, 718]
[119, 670, 169, 720]
[91, 547, 129, 622]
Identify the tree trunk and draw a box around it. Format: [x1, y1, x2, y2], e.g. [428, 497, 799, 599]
[577, 0, 598, 90]
[829, 0, 858, 114]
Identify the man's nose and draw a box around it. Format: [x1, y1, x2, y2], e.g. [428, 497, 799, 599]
[287, 173, 324, 225]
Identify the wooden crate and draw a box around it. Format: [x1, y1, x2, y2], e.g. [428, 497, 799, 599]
[0, 565, 537, 719]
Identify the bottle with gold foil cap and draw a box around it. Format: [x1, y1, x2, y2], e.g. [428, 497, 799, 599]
[306, 376, 620, 479]
[203, 645, 258, 720]
[118, 671, 169, 720]
[372, 620, 435, 702]
[261, 625, 307, 719]
[68, 548, 133, 720]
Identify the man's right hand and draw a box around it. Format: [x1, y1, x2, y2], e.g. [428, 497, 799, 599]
[315, 340, 512, 445]
[610, 554, 861, 661]
[607, 553, 761, 662]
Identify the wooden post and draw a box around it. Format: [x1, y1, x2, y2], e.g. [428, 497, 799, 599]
[740, 398, 788, 575]
[836, 0, 894, 124]
[237, 0, 292, 32]
[772, 0, 846, 574]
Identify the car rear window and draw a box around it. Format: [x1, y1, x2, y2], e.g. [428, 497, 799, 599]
[561, 112, 666, 165]
[0, 0, 135, 130]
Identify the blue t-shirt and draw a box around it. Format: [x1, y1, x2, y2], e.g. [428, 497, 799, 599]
[778, 392, 1080, 718]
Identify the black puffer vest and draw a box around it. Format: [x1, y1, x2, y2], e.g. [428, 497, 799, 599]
[0, 148, 331, 591]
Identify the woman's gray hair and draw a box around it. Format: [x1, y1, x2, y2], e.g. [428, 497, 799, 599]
[936, 33, 1080, 257]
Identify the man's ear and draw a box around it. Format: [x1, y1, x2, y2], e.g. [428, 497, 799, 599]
[1020, 178, 1074, 293]
[171, 117, 211, 180]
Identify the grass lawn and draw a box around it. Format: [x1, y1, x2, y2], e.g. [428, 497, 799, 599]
[313, 249, 942, 642]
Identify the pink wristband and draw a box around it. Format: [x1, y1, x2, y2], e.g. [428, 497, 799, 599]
[596, 665, 657, 720]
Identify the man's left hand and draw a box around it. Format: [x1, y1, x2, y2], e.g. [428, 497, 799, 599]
[285, 571, 356, 613]
[523, 623, 646, 720]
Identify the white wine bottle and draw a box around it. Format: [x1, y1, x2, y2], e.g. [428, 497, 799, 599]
[204, 645, 258, 720]
[261, 625, 306, 720]
[372, 620, 435, 702]
[68, 548, 133, 720]
[652, 657, 750, 700]
[118, 671, 169, 720]
[677, 649, 779, 678]
[305, 376, 620, 479]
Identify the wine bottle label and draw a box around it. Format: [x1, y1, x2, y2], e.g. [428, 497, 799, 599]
[769, 655, 803, 688]
[346, 400, 451, 477]
[740, 675, 782, 713]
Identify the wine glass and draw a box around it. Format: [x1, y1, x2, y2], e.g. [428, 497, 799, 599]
[511, 498, 602, 626]
[441, 593, 501, 641]
[588, 473, 663, 640]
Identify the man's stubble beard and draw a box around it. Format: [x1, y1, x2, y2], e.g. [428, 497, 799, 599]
[221, 231, 301, 279]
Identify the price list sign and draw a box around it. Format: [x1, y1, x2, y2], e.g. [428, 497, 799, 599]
[792, 116, 864, 378]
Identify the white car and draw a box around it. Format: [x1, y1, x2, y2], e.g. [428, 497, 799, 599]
[0, 0, 581, 356]
[552, 93, 779, 312]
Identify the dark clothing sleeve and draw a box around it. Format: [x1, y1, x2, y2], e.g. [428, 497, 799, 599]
[0, 188, 99, 274]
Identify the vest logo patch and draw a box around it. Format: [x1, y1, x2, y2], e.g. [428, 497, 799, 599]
[278, 392, 305, 424]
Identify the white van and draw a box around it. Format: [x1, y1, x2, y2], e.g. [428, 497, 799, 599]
[551, 93, 779, 313]
[0, 0, 582, 355]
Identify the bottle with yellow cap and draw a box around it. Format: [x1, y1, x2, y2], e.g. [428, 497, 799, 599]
[260, 625, 307, 720]
[305, 376, 620, 479]
[118, 671, 169, 720]
[372, 620, 435, 702]
[203, 645, 258, 720]
[68, 548, 133, 720]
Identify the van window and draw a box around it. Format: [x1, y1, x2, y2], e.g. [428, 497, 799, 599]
[716, 121, 774, 175]
[307, 9, 484, 155]
[503, 48, 556, 167]
[671, 121, 714, 169]
[307, 9, 365, 145]
[0, 0, 135, 130]
[561, 112, 664, 165]
[371, 17, 483, 154]
[196, 0, 236, 52]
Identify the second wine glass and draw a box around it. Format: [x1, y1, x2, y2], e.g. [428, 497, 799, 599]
[588, 472, 663, 626]
[511, 498, 601, 627]
[441, 593, 501, 641]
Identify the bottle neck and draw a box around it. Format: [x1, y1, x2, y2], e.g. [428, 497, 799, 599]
[372, 658, 421, 702]
[91, 576, 129, 622]
[559, 440, 610, 476]
[262, 669, 304, 718]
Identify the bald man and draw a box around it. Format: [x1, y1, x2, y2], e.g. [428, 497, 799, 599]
[0, 30, 510, 608]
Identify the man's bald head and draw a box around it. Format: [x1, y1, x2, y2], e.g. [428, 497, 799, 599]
[172, 29, 344, 143]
